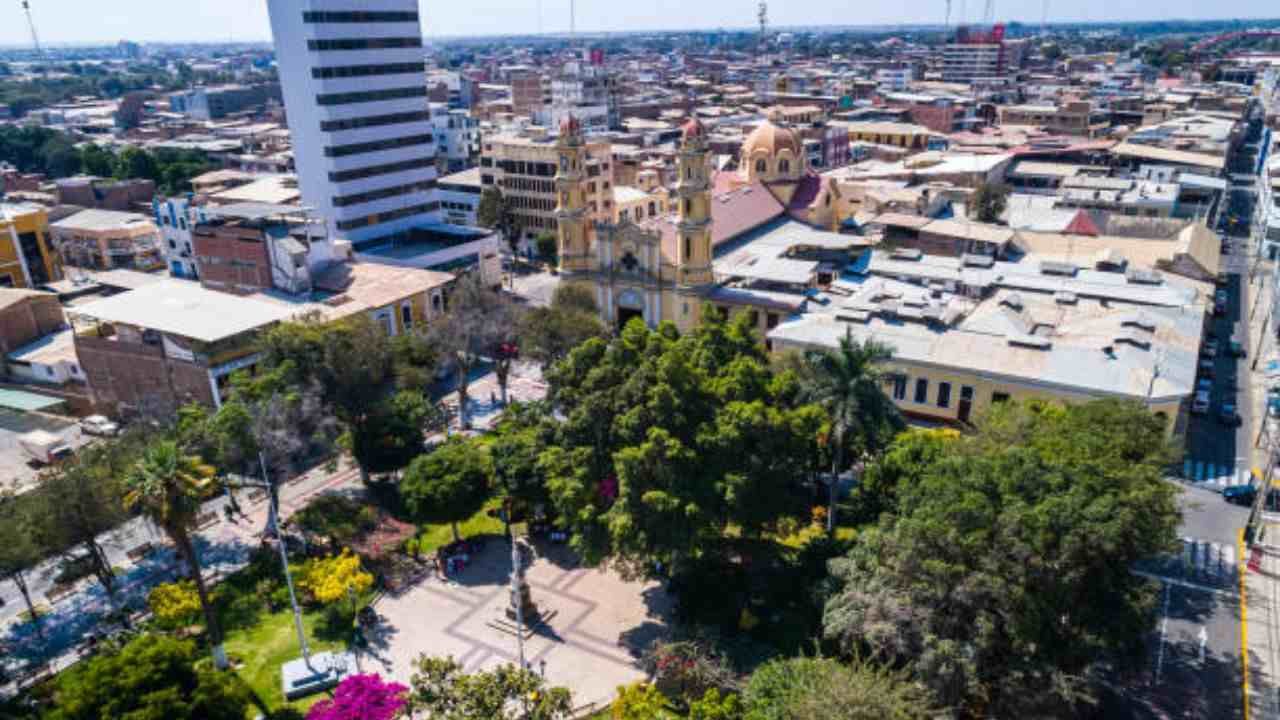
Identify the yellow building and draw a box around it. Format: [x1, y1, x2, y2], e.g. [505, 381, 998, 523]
[836, 121, 937, 151]
[0, 202, 62, 288]
[309, 261, 455, 337]
[480, 131, 613, 240]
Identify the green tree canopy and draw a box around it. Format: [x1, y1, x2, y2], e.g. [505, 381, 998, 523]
[970, 181, 1010, 223]
[408, 655, 573, 720]
[44, 634, 249, 720]
[743, 656, 935, 720]
[822, 399, 1179, 716]
[541, 311, 825, 577]
[519, 284, 607, 369]
[401, 439, 494, 542]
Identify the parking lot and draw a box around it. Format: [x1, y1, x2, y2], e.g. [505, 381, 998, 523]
[0, 409, 87, 494]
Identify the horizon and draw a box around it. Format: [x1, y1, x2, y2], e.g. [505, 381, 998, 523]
[0, 1, 1279, 49]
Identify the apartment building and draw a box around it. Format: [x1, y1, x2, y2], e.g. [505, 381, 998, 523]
[510, 70, 549, 117]
[480, 132, 613, 240]
[1, 202, 61, 288]
[192, 204, 333, 296]
[438, 167, 483, 226]
[153, 196, 210, 279]
[55, 176, 155, 212]
[167, 84, 276, 120]
[267, 1, 440, 243]
[69, 279, 297, 414]
[49, 209, 164, 271]
[998, 101, 1109, 137]
[429, 103, 480, 172]
[941, 41, 1007, 85]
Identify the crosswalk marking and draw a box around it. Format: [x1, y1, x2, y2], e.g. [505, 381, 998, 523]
[1175, 460, 1253, 490]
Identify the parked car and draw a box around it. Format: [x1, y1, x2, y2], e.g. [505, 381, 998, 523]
[1198, 358, 1216, 378]
[1192, 391, 1212, 415]
[1230, 339, 1246, 358]
[18, 430, 73, 465]
[1197, 378, 1214, 394]
[79, 415, 119, 437]
[1219, 402, 1242, 426]
[1223, 484, 1257, 505]
[1216, 272, 1230, 286]
[1202, 338, 1219, 358]
[1216, 289, 1230, 304]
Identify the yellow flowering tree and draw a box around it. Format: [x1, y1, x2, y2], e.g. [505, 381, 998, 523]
[301, 548, 374, 617]
[148, 580, 202, 629]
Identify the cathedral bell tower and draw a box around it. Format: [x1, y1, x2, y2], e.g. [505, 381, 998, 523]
[554, 114, 590, 276]
[675, 117, 713, 289]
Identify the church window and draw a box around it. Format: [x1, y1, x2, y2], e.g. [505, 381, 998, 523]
[621, 252, 639, 272]
[779, 159, 790, 174]
[649, 201, 656, 216]
[683, 199, 692, 215]
[684, 236, 691, 260]
[755, 158, 767, 174]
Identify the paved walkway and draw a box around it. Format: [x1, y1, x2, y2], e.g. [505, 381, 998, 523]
[364, 542, 669, 713]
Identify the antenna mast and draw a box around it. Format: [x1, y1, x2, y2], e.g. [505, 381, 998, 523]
[20, 0, 42, 57]
[757, 1, 768, 57]
[944, 0, 952, 30]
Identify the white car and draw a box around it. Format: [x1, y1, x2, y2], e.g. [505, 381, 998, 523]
[79, 415, 120, 437]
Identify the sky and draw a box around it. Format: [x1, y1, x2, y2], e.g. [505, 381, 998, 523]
[0, 0, 1276, 47]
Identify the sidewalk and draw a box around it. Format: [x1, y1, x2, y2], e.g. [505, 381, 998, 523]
[1246, 528, 1280, 720]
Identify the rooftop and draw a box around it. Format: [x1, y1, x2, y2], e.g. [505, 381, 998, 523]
[50, 208, 154, 233]
[69, 279, 298, 343]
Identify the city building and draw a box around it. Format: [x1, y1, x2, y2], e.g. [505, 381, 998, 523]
[267, 0, 440, 243]
[167, 84, 276, 120]
[191, 203, 336, 296]
[479, 131, 613, 240]
[430, 102, 480, 172]
[437, 167, 483, 226]
[0, 289, 64, 356]
[49, 209, 164, 271]
[69, 279, 298, 415]
[55, 176, 155, 212]
[0, 203, 61, 288]
[998, 100, 1110, 137]
[153, 196, 209, 279]
[941, 26, 1009, 85]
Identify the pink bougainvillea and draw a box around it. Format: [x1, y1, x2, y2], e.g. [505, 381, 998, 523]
[306, 673, 408, 720]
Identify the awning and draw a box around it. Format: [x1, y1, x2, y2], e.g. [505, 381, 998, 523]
[0, 388, 66, 412]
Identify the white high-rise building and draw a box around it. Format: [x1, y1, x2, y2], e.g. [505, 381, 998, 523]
[267, 2, 439, 244]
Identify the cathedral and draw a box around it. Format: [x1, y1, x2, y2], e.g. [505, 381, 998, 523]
[555, 111, 842, 334]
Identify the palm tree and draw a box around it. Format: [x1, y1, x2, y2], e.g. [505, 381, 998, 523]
[124, 440, 229, 669]
[798, 333, 904, 532]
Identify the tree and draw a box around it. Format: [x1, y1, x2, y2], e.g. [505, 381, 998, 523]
[793, 335, 903, 532]
[123, 440, 228, 669]
[79, 144, 116, 177]
[822, 400, 1179, 716]
[28, 439, 136, 602]
[742, 656, 935, 720]
[476, 186, 520, 256]
[611, 682, 674, 719]
[401, 440, 493, 543]
[489, 402, 557, 514]
[44, 633, 249, 720]
[428, 273, 518, 426]
[349, 391, 436, 479]
[847, 428, 957, 525]
[542, 310, 824, 577]
[535, 232, 558, 261]
[147, 580, 203, 629]
[300, 548, 374, 618]
[0, 496, 43, 625]
[408, 655, 573, 720]
[970, 180, 1009, 223]
[114, 146, 159, 182]
[307, 673, 408, 720]
[519, 284, 607, 370]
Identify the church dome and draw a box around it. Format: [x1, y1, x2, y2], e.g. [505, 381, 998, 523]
[741, 118, 801, 159]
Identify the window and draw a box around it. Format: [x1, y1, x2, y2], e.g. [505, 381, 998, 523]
[649, 201, 656, 215]
[937, 382, 951, 408]
[683, 199, 691, 215]
[993, 391, 1011, 404]
[767, 313, 779, 329]
[302, 10, 419, 22]
[332, 180, 435, 208]
[335, 202, 440, 231]
[307, 37, 422, 51]
[779, 159, 790, 173]
[401, 303, 413, 329]
[892, 376, 907, 401]
[960, 386, 974, 401]
[684, 236, 691, 260]
[329, 157, 436, 183]
[914, 378, 928, 404]
[325, 133, 434, 158]
[312, 61, 425, 80]
[321, 110, 430, 133]
[755, 159, 767, 174]
[316, 86, 427, 106]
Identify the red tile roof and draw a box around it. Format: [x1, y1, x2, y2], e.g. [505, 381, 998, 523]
[643, 180, 786, 261]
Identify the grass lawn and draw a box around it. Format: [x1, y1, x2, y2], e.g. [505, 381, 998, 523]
[413, 497, 506, 556]
[222, 604, 348, 718]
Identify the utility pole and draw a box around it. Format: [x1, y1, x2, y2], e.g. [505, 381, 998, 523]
[757, 1, 768, 60]
[259, 452, 311, 667]
[569, 0, 575, 40]
[19, 0, 42, 58]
